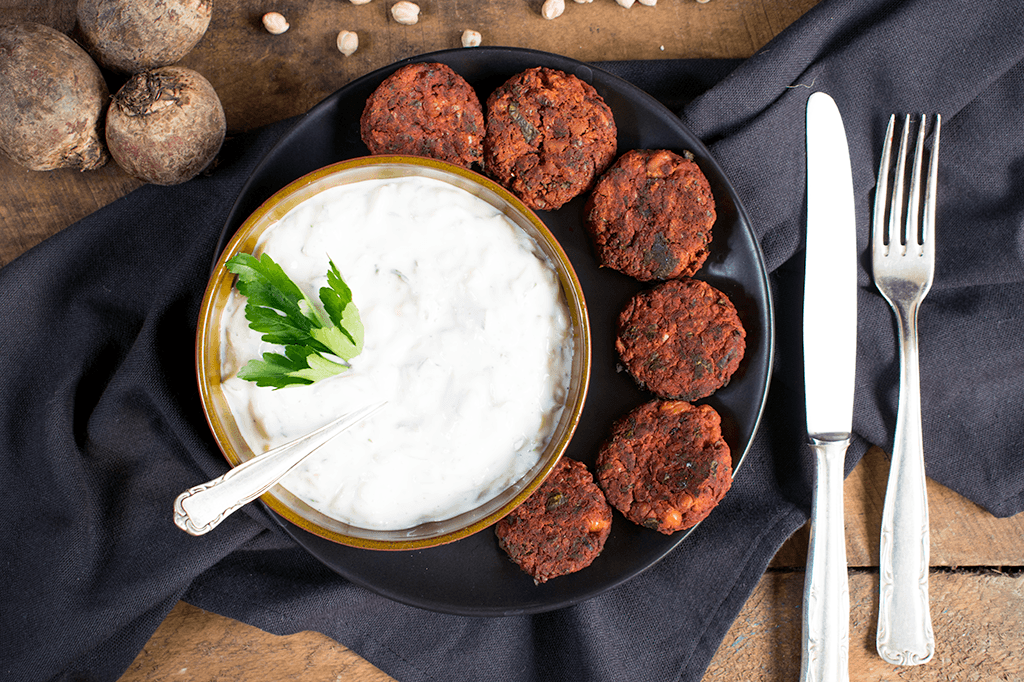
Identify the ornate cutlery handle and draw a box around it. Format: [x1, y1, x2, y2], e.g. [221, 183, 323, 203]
[800, 435, 851, 682]
[173, 402, 384, 535]
[174, 436, 319, 535]
[877, 304, 934, 665]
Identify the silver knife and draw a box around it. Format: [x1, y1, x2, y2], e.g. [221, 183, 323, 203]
[800, 91, 857, 682]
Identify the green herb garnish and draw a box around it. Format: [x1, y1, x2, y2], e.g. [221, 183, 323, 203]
[224, 252, 364, 389]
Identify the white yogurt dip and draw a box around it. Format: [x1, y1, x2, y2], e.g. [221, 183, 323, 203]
[219, 175, 574, 530]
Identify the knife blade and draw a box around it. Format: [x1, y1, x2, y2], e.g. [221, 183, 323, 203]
[805, 92, 858, 438]
[799, 91, 857, 682]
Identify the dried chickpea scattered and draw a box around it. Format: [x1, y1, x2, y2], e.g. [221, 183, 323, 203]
[542, 0, 565, 20]
[574, 0, 593, 3]
[616, 0, 636, 7]
[337, 30, 358, 56]
[349, 0, 373, 4]
[390, 1, 420, 25]
[639, 0, 657, 5]
[261, 12, 289, 35]
[461, 29, 482, 48]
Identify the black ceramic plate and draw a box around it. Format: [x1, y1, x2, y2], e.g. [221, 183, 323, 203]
[218, 47, 773, 616]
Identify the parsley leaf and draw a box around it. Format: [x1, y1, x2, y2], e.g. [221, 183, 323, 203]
[225, 252, 364, 389]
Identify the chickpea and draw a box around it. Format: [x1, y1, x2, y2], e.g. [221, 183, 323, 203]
[261, 12, 289, 35]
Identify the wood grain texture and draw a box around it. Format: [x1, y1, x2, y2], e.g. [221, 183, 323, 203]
[122, 569, 1024, 682]
[772, 447, 1024, 569]
[2, 0, 819, 136]
[0, 155, 141, 267]
[704, 571, 1024, 681]
[5, 1, 1022, 681]
[121, 570, 1024, 682]
[121, 602, 395, 682]
[115, 450, 1022, 682]
[0, 0, 819, 252]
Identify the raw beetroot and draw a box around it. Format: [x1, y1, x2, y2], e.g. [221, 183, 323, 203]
[76, 0, 212, 74]
[106, 66, 226, 185]
[0, 22, 109, 172]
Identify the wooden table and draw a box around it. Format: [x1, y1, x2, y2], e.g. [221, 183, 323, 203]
[3, 2, 1022, 680]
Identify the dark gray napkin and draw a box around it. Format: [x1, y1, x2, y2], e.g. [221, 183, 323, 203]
[2, 1, 1023, 681]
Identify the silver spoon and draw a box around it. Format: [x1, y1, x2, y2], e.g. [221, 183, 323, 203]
[173, 401, 385, 535]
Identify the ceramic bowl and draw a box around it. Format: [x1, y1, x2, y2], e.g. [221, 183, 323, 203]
[195, 155, 591, 550]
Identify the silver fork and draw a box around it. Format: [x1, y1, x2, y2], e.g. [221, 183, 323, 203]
[871, 113, 941, 666]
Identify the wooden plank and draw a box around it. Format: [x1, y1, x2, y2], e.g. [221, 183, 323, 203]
[703, 570, 1024, 681]
[121, 602, 395, 682]
[772, 447, 1024, 569]
[1, 0, 820, 257]
[27, 2, 1023, 681]
[5, 0, 821, 135]
[0, 156, 141, 267]
[1, 0, 76, 30]
[121, 570, 1024, 682]
[121, 450, 1024, 682]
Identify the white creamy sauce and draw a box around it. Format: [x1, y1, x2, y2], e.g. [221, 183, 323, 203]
[220, 176, 574, 530]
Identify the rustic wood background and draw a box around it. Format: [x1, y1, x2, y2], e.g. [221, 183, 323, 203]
[2, 1, 1022, 680]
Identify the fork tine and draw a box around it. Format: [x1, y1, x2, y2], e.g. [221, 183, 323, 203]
[873, 115, 896, 257]
[905, 116, 929, 256]
[890, 115, 912, 253]
[921, 115, 941, 255]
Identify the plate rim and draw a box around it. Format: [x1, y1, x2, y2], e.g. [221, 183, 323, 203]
[213, 45, 776, 616]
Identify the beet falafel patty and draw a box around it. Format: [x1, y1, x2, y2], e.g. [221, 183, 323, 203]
[596, 400, 732, 534]
[484, 67, 617, 211]
[585, 149, 715, 281]
[617, 278, 746, 401]
[496, 457, 613, 583]
[360, 62, 485, 168]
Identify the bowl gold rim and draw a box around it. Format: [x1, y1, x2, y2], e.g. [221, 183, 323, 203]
[195, 155, 592, 550]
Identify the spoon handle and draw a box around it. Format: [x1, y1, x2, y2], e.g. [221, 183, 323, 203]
[174, 402, 384, 535]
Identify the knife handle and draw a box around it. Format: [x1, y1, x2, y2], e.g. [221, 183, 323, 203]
[800, 436, 851, 682]
[876, 305, 935, 665]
